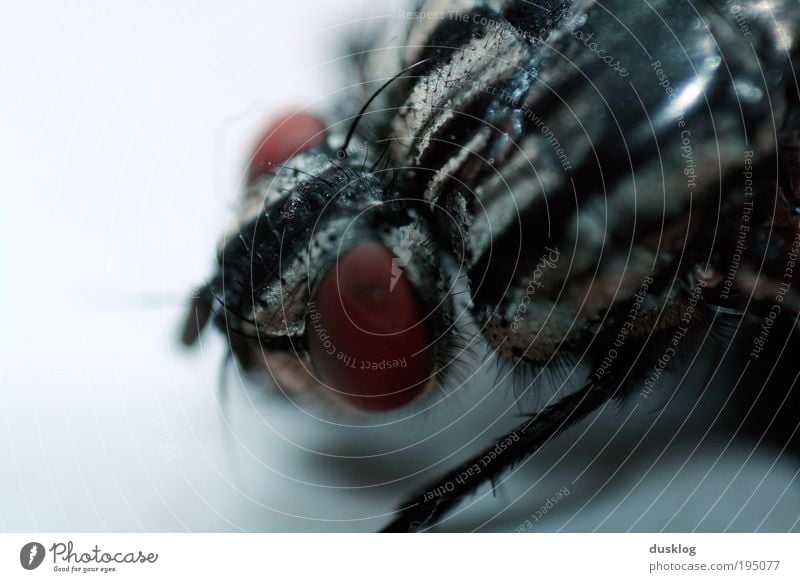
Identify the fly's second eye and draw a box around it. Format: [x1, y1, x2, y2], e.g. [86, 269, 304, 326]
[307, 242, 434, 411]
[247, 111, 326, 182]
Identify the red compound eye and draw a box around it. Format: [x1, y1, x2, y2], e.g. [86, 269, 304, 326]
[247, 111, 326, 182]
[307, 242, 433, 411]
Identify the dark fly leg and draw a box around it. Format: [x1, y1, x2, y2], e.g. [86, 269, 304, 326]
[382, 375, 619, 532]
[180, 283, 215, 346]
[381, 324, 658, 532]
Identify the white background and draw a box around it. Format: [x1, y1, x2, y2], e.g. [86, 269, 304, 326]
[1, 0, 799, 532]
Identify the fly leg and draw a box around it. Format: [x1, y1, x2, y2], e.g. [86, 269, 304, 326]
[382, 304, 681, 532]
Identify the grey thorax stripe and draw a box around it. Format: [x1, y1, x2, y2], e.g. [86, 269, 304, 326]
[390, 12, 558, 268]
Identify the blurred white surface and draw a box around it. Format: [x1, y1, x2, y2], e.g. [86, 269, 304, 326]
[1, 0, 798, 532]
